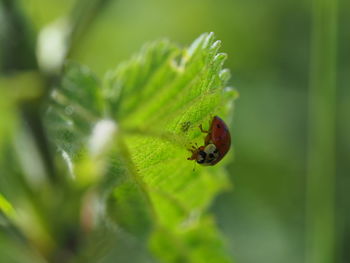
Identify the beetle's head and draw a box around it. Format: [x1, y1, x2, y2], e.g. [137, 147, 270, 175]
[196, 144, 219, 165]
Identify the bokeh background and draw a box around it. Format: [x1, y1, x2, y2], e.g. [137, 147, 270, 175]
[1, 0, 349, 262]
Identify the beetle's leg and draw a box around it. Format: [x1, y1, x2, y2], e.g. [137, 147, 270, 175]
[187, 145, 198, 160]
[209, 118, 213, 129]
[187, 150, 197, 160]
[188, 146, 196, 152]
[204, 133, 211, 145]
[199, 124, 209, 133]
[188, 143, 198, 151]
[199, 124, 212, 145]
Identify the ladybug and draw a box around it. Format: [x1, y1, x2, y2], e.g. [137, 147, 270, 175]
[187, 116, 231, 166]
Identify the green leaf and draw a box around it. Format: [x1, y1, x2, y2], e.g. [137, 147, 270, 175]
[46, 62, 103, 158]
[150, 217, 232, 263]
[46, 32, 237, 262]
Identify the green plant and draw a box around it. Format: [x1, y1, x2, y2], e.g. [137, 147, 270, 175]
[0, 2, 237, 259]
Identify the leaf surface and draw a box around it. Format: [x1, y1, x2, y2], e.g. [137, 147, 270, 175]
[47, 32, 237, 263]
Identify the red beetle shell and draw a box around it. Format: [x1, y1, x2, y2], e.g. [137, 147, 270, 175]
[187, 116, 231, 166]
[206, 116, 231, 165]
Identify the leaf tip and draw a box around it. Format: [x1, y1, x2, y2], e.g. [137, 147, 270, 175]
[219, 69, 231, 83]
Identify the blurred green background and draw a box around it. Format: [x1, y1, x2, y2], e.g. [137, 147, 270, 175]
[1, 0, 349, 262]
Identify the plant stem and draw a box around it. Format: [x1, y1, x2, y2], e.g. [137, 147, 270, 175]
[306, 0, 338, 262]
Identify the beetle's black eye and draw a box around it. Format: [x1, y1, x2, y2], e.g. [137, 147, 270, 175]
[197, 151, 206, 164]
